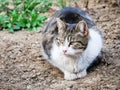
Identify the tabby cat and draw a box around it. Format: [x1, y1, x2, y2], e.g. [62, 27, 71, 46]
[41, 7, 103, 80]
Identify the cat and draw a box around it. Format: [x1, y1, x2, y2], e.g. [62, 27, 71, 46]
[41, 7, 103, 80]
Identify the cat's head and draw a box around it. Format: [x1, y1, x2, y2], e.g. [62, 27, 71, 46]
[55, 18, 89, 57]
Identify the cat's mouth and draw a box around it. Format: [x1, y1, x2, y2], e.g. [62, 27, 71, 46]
[64, 54, 75, 58]
[63, 52, 69, 56]
[62, 52, 72, 56]
[63, 53, 81, 58]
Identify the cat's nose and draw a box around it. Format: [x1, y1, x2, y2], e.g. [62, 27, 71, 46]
[63, 50, 67, 53]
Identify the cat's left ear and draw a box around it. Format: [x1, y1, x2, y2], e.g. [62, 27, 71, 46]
[56, 18, 66, 34]
[75, 21, 89, 36]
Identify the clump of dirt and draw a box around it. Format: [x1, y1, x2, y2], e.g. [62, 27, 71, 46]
[0, 1, 120, 90]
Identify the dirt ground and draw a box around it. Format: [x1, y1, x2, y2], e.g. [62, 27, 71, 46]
[0, 1, 120, 90]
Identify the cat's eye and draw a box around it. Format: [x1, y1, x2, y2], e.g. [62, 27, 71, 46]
[69, 41, 84, 45]
[55, 38, 64, 45]
[69, 41, 86, 49]
[56, 38, 59, 41]
[69, 42, 80, 46]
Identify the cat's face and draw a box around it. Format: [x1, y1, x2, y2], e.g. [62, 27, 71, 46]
[55, 18, 89, 57]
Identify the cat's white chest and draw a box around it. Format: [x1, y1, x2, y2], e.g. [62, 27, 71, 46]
[50, 42, 79, 73]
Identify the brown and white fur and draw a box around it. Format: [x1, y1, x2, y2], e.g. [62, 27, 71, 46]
[41, 7, 103, 80]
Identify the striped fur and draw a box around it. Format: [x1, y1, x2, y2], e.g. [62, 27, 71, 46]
[41, 7, 103, 80]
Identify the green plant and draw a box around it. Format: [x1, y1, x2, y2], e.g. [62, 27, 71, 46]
[58, 0, 66, 8]
[0, 0, 52, 33]
[0, 0, 9, 12]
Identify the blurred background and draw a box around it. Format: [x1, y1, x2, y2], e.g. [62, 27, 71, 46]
[0, 0, 120, 90]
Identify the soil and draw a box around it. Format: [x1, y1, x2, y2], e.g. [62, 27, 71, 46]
[0, 1, 120, 90]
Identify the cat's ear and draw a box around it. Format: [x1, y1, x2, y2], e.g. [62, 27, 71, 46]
[56, 18, 66, 33]
[75, 21, 89, 36]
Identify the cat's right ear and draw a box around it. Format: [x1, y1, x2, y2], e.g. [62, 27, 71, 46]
[75, 21, 89, 37]
[56, 18, 66, 33]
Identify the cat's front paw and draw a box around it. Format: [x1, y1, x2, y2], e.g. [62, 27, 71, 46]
[77, 70, 87, 78]
[64, 72, 77, 80]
